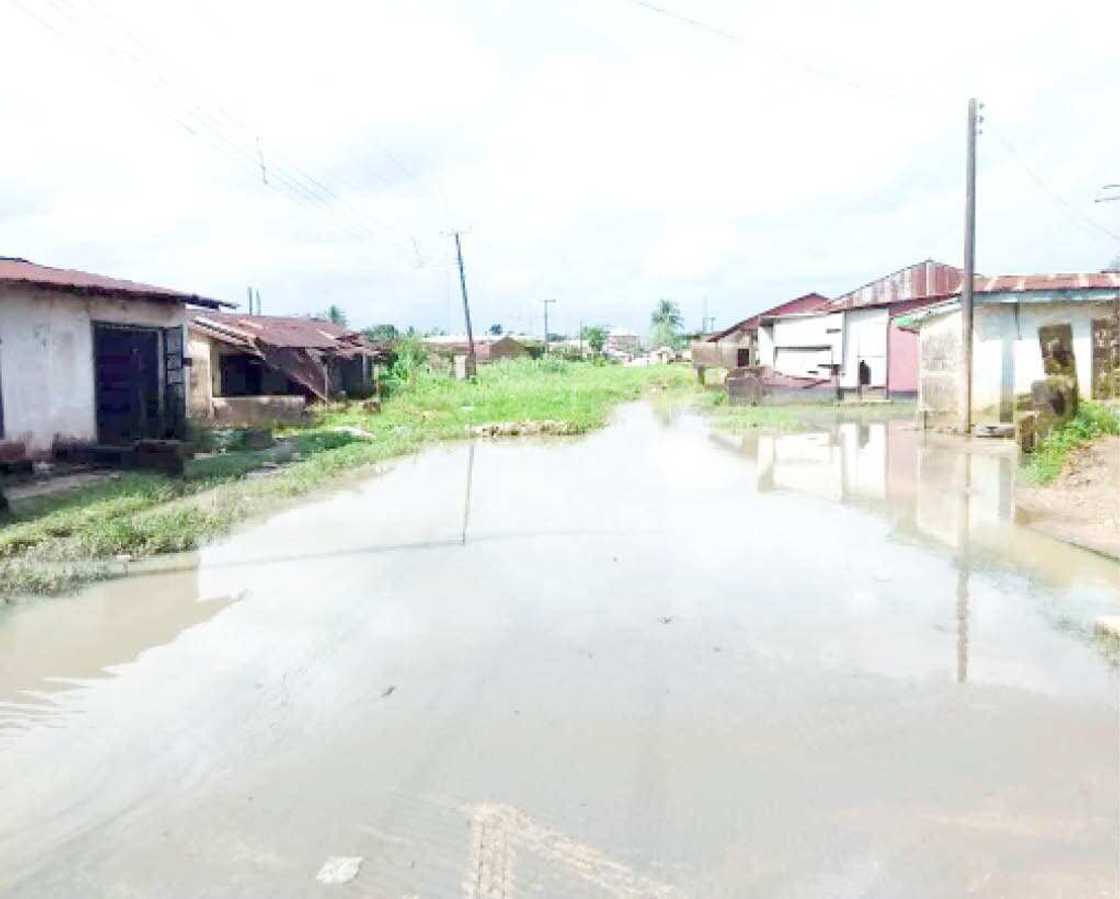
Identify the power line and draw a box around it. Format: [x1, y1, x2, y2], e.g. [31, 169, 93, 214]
[991, 128, 1120, 243]
[7, 0, 436, 262]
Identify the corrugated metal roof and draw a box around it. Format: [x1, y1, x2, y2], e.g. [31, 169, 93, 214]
[707, 293, 831, 341]
[827, 259, 964, 311]
[191, 312, 376, 351]
[0, 256, 227, 308]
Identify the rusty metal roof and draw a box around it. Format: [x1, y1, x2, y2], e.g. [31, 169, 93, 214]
[0, 256, 228, 308]
[707, 293, 831, 341]
[191, 312, 379, 351]
[191, 312, 391, 361]
[974, 272, 1120, 292]
[826, 259, 964, 311]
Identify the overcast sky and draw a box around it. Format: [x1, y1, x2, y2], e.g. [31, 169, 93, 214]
[1, 0, 1118, 336]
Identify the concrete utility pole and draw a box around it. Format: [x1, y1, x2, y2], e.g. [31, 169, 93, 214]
[1097, 185, 1120, 398]
[452, 232, 478, 377]
[960, 98, 979, 434]
[542, 299, 556, 353]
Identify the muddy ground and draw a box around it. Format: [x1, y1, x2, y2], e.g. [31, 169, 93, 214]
[1, 405, 1117, 897]
[1017, 435, 1120, 560]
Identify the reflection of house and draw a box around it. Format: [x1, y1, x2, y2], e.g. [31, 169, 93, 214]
[896, 272, 1120, 426]
[0, 257, 227, 459]
[693, 293, 830, 370]
[189, 313, 389, 425]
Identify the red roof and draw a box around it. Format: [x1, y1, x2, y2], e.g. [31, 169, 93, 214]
[826, 259, 964, 311]
[708, 292, 831, 341]
[0, 256, 226, 308]
[192, 311, 369, 349]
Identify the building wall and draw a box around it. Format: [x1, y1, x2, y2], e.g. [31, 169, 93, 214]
[0, 285, 184, 455]
[917, 301, 1111, 425]
[840, 307, 888, 388]
[187, 332, 215, 417]
[767, 311, 843, 378]
[757, 325, 775, 367]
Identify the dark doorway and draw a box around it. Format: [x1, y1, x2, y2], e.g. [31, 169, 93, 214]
[93, 324, 162, 445]
[736, 348, 751, 367]
[858, 360, 871, 386]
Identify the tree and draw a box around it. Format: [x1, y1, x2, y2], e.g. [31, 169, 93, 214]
[320, 305, 348, 327]
[649, 299, 683, 349]
[650, 299, 683, 330]
[488, 323, 504, 335]
[582, 324, 608, 354]
[364, 324, 399, 341]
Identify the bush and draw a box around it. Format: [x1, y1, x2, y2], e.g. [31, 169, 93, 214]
[1024, 401, 1120, 484]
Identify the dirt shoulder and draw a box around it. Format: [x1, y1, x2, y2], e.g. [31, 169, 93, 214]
[1016, 436, 1120, 560]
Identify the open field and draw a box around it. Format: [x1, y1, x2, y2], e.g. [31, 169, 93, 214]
[0, 360, 693, 598]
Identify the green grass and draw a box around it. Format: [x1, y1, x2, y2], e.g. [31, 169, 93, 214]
[0, 359, 693, 599]
[698, 390, 917, 434]
[1021, 401, 1120, 485]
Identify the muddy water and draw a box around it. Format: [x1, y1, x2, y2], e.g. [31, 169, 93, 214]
[1, 404, 1117, 898]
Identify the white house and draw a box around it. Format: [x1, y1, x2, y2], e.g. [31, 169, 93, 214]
[896, 272, 1120, 426]
[0, 257, 226, 459]
[760, 260, 964, 397]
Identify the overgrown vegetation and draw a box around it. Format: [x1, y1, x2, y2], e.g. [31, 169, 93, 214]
[1022, 401, 1120, 485]
[1, 359, 693, 599]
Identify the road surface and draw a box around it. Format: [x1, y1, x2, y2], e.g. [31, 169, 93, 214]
[2, 404, 1118, 897]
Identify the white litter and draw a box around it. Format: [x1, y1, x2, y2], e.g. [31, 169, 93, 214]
[315, 856, 363, 884]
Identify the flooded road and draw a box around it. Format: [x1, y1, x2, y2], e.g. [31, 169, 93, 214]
[2, 404, 1118, 897]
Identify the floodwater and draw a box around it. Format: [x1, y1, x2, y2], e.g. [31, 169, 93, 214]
[1, 403, 1118, 898]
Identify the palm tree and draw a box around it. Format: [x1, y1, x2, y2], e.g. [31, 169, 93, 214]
[651, 299, 682, 330]
[320, 305, 348, 327]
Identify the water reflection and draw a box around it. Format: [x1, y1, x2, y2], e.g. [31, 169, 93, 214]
[722, 418, 1118, 682]
[0, 568, 236, 734]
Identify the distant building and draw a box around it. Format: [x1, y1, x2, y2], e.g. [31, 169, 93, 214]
[188, 312, 389, 426]
[896, 272, 1120, 426]
[693, 292, 830, 370]
[422, 333, 535, 362]
[604, 328, 640, 356]
[0, 257, 225, 460]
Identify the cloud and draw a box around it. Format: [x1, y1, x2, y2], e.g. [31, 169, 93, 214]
[0, 0, 1118, 334]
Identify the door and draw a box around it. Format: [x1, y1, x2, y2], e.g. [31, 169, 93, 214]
[93, 323, 162, 445]
[163, 326, 186, 438]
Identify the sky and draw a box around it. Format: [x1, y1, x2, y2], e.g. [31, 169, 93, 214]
[1, 0, 1118, 337]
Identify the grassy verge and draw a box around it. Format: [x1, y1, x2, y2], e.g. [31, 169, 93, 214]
[1021, 401, 1120, 485]
[0, 360, 693, 599]
[698, 390, 917, 433]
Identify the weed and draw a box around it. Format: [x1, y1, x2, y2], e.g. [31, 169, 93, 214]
[1022, 402, 1120, 485]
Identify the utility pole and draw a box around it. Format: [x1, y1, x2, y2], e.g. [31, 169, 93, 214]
[578, 319, 584, 356]
[255, 288, 262, 315]
[542, 299, 556, 353]
[246, 286, 254, 314]
[451, 231, 477, 377]
[960, 98, 979, 435]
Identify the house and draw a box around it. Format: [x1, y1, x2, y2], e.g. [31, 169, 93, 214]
[895, 272, 1120, 427]
[693, 292, 831, 370]
[188, 312, 390, 425]
[604, 328, 640, 356]
[422, 333, 535, 363]
[755, 260, 963, 398]
[0, 257, 226, 460]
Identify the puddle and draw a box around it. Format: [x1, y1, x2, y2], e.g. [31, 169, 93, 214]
[0, 403, 1117, 898]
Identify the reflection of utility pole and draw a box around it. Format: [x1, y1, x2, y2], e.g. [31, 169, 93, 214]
[451, 232, 477, 377]
[461, 442, 475, 545]
[542, 299, 556, 353]
[960, 98, 980, 435]
[955, 452, 972, 684]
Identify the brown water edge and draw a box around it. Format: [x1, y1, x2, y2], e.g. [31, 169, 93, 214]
[0, 402, 1117, 898]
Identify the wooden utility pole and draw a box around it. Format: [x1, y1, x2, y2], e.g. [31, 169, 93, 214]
[452, 232, 477, 377]
[960, 98, 979, 434]
[543, 299, 556, 353]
